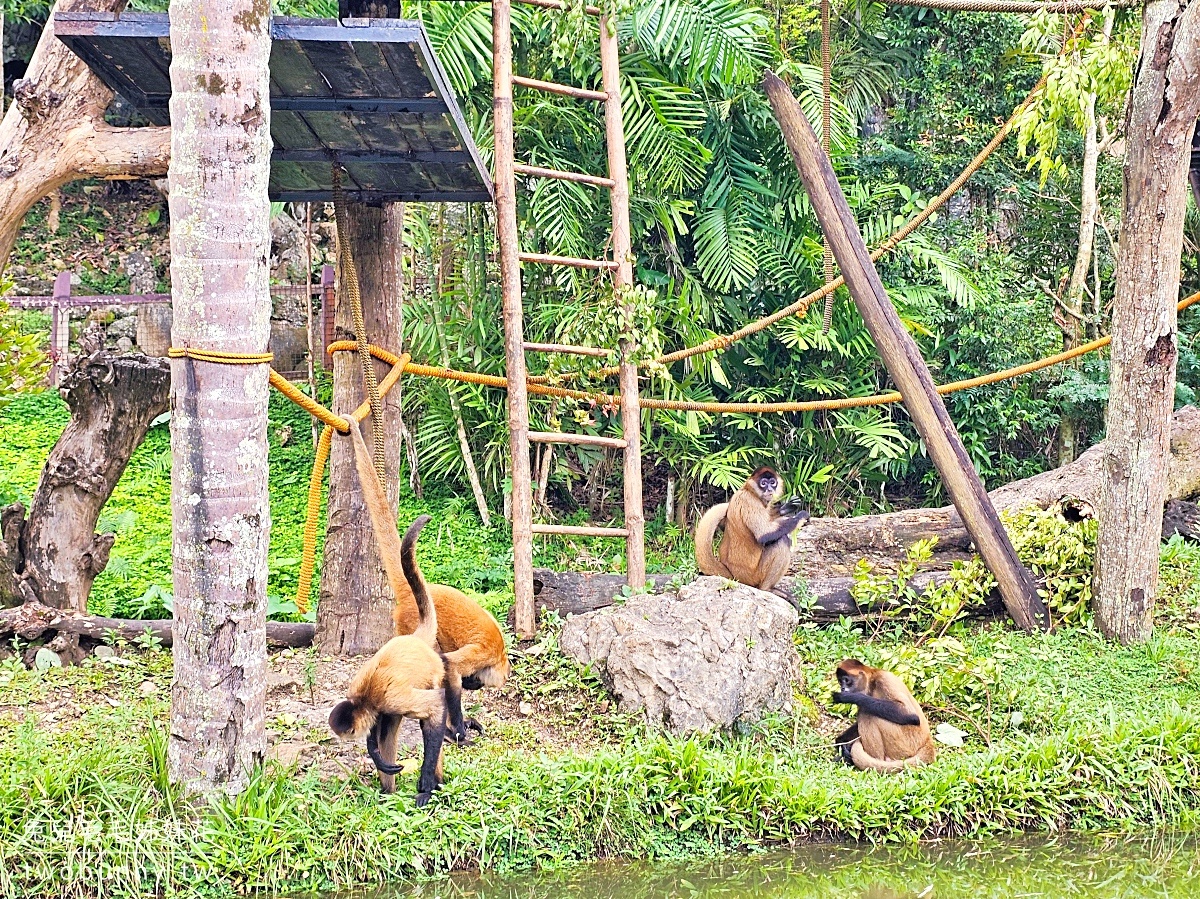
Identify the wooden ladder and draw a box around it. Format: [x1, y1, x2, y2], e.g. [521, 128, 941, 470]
[492, 0, 646, 637]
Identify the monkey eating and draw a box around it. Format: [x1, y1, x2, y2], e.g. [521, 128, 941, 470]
[693, 466, 810, 593]
[328, 514, 456, 805]
[347, 418, 510, 746]
[832, 658, 935, 773]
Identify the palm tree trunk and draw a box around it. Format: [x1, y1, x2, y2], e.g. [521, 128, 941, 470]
[1095, 0, 1200, 644]
[166, 0, 273, 795]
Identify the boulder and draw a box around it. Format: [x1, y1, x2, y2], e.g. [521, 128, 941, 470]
[559, 576, 801, 735]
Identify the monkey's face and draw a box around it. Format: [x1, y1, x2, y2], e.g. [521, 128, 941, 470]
[755, 471, 779, 501]
[836, 664, 865, 692]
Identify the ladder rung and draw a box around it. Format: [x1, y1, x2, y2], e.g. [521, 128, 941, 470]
[532, 524, 629, 538]
[529, 431, 627, 449]
[514, 163, 615, 189]
[516, 0, 602, 16]
[512, 75, 607, 102]
[524, 341, 612, 358]
[519, 252, 618, 270]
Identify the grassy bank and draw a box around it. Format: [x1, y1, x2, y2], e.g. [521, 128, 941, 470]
[3, 622, 1200, 898]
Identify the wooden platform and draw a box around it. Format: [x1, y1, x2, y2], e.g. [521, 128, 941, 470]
[53, 12, 492, 204]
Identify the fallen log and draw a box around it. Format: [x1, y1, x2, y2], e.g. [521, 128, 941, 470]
[526, 568, 1005, 625]
[0, 601, 314, 649]
[791, 406, 1200, 578]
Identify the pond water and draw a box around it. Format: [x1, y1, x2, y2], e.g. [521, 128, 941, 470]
[330, 833, 1200, 899]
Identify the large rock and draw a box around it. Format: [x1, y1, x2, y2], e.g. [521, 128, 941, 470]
[559, 576, 801, 735]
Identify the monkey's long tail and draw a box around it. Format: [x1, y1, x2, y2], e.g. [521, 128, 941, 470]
[694, 503, 734, 578]
[850, 741, 928, 773]
[400, 515, 437, 646]
[348, 418, 411, 609]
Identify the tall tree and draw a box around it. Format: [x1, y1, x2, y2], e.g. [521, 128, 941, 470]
[315, 0, 407, 656]
[167, 0, 273, 793]
[1095, 0, 1200, 645]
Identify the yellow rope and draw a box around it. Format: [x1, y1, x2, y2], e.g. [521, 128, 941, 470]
[294, 424, 332, 614]
[332, 166, 386, 485]
[168, 347, 274, 365]
[290, 350, 411, 612]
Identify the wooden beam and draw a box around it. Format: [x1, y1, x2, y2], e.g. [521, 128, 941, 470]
[601, 14, 646, 592]
[762, 70, 1047, 632]
[512, 75, 607, 102]
[528, 431, 627, 449]
[493, 0, 536, 639]
[532, 524, 628, 537]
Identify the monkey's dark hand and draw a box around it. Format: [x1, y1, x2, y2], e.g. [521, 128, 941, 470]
[779, 497, 808, 517]
[831, 690, 864, 706]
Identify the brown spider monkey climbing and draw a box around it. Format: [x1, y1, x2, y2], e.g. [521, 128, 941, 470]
[832, 659, 935, 773]
[346, 418, 510, 746]
[694, 466, 810, 593]
[328, 515, 455, 805]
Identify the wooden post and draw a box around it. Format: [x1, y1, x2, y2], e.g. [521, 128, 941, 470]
[494, 0, 536, 638]
[320, 264, 335, 371]
[600, 14, 645, 590]
[50, 271, 71, 386]
[763, 71, 1046, 632]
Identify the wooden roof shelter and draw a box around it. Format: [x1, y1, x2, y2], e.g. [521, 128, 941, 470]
[54, 12, 493, 204]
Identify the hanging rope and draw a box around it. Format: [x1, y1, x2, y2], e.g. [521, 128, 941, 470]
[820, 0, 836, 334]
[331, 166, 387, 486]
[294, 424, 332, 614]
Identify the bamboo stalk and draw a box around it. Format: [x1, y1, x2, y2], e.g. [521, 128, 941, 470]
[529, 431, 627, 449]
[493, 0, 536, 638]
[601, 14, 646, 591]
[514, 162, 615, 188]
[512, 75, 607, 102]
[518, 252, 618, 270]
[524, 341, 612, 357]
[532, 524, 629, 537]
[763, 70, 1046, 632]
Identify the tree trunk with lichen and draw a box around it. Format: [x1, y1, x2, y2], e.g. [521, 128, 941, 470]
[166, 0, 273, 796]
[315, 201, 407, 657]
[1095, 0, 1200, 645]
[0, 0, 170, 271]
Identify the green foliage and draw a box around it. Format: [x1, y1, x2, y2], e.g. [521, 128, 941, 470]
[852, 505, 1098, 634]
[1014, 10, 1138, 186]
[0, 288, 48, 411]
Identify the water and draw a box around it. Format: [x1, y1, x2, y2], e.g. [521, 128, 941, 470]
[331, 833, 1200, 899]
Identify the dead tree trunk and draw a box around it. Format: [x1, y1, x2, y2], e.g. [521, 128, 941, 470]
[792, 406, 1200, 578]
[11, 352, 170, 611]
[1095, 0, 1200, 645]
[315, 200, 406, 657]
[0, 0, 170, 271]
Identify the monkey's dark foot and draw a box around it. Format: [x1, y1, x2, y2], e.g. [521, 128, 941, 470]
[466, 717, 485, 736]
[836, 742, 855, 766]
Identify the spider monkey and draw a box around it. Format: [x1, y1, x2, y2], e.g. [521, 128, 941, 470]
[694, 466, 810, 593]
[328, 514, 457, 805]
[347, 419, 510, 746]
[832, 659, 935, 773]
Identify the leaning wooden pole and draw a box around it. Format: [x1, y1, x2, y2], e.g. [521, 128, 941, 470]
[763, 71, 1046, 632]
[493, 0, 536, 637]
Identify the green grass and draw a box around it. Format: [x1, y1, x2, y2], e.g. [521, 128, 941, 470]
[2, 623, 1200, 898]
